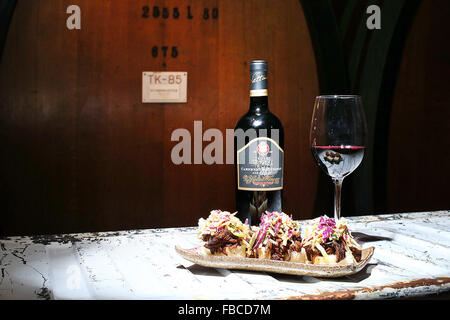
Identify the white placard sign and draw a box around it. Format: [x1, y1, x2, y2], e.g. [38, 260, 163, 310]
[142, 72, 187, 103]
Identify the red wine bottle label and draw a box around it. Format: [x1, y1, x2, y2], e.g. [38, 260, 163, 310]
[237, 137, 283, 191]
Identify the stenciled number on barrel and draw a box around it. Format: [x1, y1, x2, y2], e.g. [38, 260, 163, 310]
[142, 6, 217, 61]
[203, 8, 219, 20]
[142, 6, 218, 20]
[152, 46, 178, 58]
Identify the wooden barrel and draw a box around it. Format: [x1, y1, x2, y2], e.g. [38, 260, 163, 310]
[386, 0, 449, 213]
[0, 0, 319, 235]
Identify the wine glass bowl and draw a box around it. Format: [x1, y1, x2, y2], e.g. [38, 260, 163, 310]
[310, 95, 368, 220]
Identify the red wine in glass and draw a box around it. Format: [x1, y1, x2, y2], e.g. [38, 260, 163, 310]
[309, 95, 368, 220]
[311, 146, 365, 179]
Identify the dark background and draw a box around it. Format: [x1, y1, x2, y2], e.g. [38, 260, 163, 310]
[0, 0, 448, 236]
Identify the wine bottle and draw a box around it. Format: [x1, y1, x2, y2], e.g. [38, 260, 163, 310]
[234, 60, 284, 225]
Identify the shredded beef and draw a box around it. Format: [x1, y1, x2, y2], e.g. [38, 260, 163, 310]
[308, 239, 346, 262]
[323, 242, 335, 255]
[304, 244, 320, 262]
[333, 240, 346, 263]
[269, 240, 285, 260]
[268, 231, 302, 261]
[350, 246, 362, 262]
[203, 229, 238, 254]
[307, 236, 361, 263]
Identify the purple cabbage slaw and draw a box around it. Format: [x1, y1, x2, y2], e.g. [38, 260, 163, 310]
[317, 216, 337, 241]
[253, 211, 298, 250]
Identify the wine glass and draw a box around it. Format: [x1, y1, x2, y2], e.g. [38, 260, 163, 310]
[309, 95, 368, 220]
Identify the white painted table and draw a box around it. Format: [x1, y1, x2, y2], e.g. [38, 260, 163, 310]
[1, 211, 449, 300]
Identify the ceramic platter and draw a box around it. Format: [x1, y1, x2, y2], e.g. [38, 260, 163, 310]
[175, 245, 374, 278]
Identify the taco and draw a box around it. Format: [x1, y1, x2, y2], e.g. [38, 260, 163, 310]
[250, 211, 304, 262]
[197, 210, 256, 257]
[301, 215, 362, 264]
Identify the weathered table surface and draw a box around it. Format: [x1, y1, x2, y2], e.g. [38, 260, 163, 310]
[1, 210, 449, 300]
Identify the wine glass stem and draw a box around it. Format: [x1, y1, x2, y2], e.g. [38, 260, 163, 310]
[333, 178, 343, 220]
